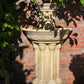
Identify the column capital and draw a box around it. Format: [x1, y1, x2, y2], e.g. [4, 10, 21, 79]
[56, 44, 61, 49]
[48, 43, 56, 50]
[39, 43, 46, 50]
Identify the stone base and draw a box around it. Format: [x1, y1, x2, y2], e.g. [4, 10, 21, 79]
[48, 80, 56, 84]
[56, 79, 62, 84]
[39, 80, 46, 84]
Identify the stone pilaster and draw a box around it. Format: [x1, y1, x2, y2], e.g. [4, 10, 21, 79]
[32, 43, 40, 84]
[39, 43, 46, 84]
[48, 44, 56, 84]
[56, 44, 62, 84]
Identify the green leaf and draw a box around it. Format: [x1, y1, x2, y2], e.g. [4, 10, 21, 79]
[2, 23, 14, 30]
[8, 32, 13, 36]
[15, 25, 20, 31]
[33, 0, 36, 4]
[5, 13, 10, 18]
[18, 16, 21, 19]
[14, 47, 17, 51]
[10, 46, 17, 51]
[80, 0, 84, 6]
[1, 42, 8, 48]
[3, 23, 8, 28]
[5, 13, 15, 22]
[59, 0, 63, 2]
[57, 0, 63, 7]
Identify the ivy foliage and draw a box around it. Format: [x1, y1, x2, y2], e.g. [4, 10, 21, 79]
[0, 0, 21, 78]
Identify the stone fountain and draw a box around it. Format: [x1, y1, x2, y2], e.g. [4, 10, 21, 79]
[22, 3, 72, 84]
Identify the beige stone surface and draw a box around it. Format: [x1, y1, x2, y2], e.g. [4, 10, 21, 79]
[22, 28, 72, 84]
[22, 28, 71, 42]
[32, 43, 63, 84]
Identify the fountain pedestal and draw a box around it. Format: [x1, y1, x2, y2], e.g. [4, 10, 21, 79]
[22, 28, 72, 84]
[33, 42, 62, 84]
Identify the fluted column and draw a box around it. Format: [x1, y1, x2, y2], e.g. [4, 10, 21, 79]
[32, 43, 40, 84]
[56, 44, 62, 84]
[48, 43, 56, 84]
[32, 42, 62, 84]
[39, 43, 46, 84]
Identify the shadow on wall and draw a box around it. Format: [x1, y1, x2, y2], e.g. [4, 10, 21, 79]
[0, 45, 34, 84]
[0, 45, 32, 84]
[69, 53, 84, 84]
[16, 0, 84, 28]
[11, 61, 33, 84]
[10, 46, 34, 84]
